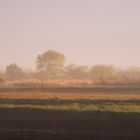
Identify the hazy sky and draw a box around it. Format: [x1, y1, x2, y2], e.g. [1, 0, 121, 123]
[0, 0, 140, 69]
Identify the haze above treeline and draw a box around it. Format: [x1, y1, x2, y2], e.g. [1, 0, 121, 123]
[0, 0, 140, 69]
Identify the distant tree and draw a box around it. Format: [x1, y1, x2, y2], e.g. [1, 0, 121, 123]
[36, 50, 65, 79]
[0, 77, 5, 83]
[35, 71, 48, 80]
[118, 67, 140, 85]
[0, 73, 5, 87]
[6, 63, 24, 80]
[0, 71, 5, 80]
[65, 64, 89, 79]
[90, 65, 117, 83]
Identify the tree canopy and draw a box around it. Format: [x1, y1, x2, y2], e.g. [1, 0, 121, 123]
[36, 50, 65, 79]
[6, 63, 24, 80]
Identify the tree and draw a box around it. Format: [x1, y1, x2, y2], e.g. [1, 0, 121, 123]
[36, 50, 65, 79]
[0, 77, 5, 83]
[6, 63, 24, 80]
[65, 64, 89, 79]
[90, 65, 117, 83]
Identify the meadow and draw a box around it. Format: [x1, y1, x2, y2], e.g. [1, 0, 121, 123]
[0, 87, 140, 139]
[0, 89, 140, 112]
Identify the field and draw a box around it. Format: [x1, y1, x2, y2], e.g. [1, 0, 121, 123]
[0, 87, 140, 140]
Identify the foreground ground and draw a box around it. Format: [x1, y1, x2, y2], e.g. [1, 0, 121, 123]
[0, 87, 140, 140]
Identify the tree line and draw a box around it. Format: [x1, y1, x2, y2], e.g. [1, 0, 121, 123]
[0, 50, 140, 86]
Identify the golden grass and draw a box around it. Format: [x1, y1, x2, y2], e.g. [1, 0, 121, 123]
[6, 79, 93, 88]
[0, 91, 140, 101]
[0, 90, 140, 112]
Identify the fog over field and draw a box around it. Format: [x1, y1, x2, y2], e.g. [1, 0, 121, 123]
[0, 0, 140, 69]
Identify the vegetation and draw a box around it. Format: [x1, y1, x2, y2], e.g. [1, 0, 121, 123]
[0, 90, 140, 139]
[0, 49, 140, 88]
[0, 99, 140, 113]
[0, 80, 140, 140]
[5, 63, 24, 80]
[0, 89, 140, 113]
[0, 50, 140, 139]
[36, 50, 65, 79]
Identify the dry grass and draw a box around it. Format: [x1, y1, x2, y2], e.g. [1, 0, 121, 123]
[0, 91, 140, 101]
[0, 88, 140, 112]
[5, 79, 93, 88]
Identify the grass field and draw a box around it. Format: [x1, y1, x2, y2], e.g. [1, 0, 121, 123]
[0, 87, 140, 112]
[0, 87, 140, 139]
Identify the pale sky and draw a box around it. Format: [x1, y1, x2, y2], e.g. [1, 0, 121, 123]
[0, 0, 140, 70]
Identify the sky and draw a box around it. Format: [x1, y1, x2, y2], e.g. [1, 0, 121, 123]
[0, 0, 140, 70]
